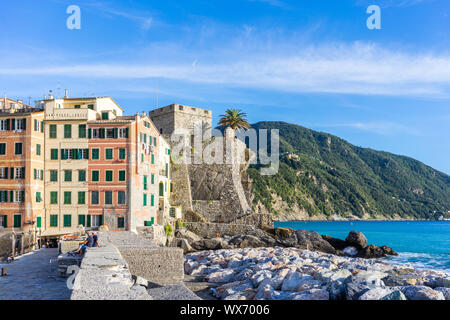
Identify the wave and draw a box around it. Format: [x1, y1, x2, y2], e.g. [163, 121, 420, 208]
[384, 251, 450, 274]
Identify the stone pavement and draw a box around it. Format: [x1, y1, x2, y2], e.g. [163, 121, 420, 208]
[0, 248, 72, 300]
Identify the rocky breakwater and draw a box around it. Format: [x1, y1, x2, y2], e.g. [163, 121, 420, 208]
[177, 227, 398, 260]
[184, 247, 450, 300]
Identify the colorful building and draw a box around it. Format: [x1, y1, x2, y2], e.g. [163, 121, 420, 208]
[0, 94, 173, 235]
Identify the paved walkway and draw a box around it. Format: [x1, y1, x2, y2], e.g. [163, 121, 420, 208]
[0, 248, 72, 300]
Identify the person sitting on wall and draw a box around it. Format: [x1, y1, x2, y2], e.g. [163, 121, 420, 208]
[86, 233, 95, 248]
[92, 232, 100, 247]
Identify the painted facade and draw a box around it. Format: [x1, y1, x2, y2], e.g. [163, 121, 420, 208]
[0, 96, 172, 234]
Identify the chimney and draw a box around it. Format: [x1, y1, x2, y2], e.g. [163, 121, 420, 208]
[64, 89, 68, 99]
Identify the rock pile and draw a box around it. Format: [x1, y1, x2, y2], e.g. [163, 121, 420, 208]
[184, 247, 449, 300]
[176, 228, 398, 259]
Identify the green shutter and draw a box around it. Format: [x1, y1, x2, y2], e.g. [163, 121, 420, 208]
[36, 192, 42, 203]
[50, 170, 58, 181]
[49, 124, 57, 138]
[119, 170, 125, 181]
[99, 128, 105, 138]
[151, 194, 154, 206]
[65, 170, 72, 181]
[143, 176, 147, 190]
[21, 191, 25, 202]
[79, 124, 86, 138]
[51, 149, 58, 160]
[63, 215, 71, 227]
[50, 191, 58, 204]
[14, 214, 21, 228]
[119, 148, 126, 160]
[92, 170, 99, 182]
[78, 215, 86, 227]
[99, 215, 103, 226]
[106, 149, 113, 160]
[151, 154, 154, 164]
[143, 194, 147, 206]
[79, 170, 86, 182]
[118, 217, 124, 228]
[78, 191, 85, 204]
[125, 128, 129, 138]
[50, 215, 58, 227]
[64, 191, 71, 204]
[154, 137, 157, 145]
[64, 124, 72, 138]
[92, 149, 99, 160]
[40, 121, 44, 133]
[113, 128, 118, 138]
[87, 214, 91, 227]
[88, 128, 92, 139]
[36, 217, 41, 228]
[106, 170, 113, 182]
[2, 215, 7, 227]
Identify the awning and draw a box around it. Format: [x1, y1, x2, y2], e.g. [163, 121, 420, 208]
[38, 230, 75, 238]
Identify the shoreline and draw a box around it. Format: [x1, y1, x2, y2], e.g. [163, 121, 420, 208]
[184, 246, 450, 300]
[274, 219, 450, 222]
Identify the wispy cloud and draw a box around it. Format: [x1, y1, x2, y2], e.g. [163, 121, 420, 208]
[314, 121, 422, 136]
[2, 42, 450, 98]
[247, 0, 286, 8]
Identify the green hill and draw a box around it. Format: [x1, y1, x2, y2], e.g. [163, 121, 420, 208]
[247, 121, 450, 220]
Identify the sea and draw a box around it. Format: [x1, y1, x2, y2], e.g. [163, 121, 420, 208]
[275, 220, 450, 273]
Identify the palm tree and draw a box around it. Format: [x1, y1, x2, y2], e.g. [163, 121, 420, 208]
[218, 109, 250, 131]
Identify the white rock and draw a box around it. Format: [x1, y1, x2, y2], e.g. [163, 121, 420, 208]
[358, 287, 393, 300]
[281, 271, 314, 292]
[207, 269, 235, 283]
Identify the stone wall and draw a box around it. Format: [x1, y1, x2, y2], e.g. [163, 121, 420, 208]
[0, 232, 13, 259]
[136, 225, 167, 246]
[0, 231, 37, 260]
[120, 247, 184, 286]
[185, 221, 268, 239]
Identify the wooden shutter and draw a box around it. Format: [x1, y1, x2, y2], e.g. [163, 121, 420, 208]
[87, 214, 91, 227]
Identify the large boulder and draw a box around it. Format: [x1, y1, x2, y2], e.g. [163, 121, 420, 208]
[358, 287, 393, 300]
[357, 244, 398, 259]
[294, 230, 336, 254]
[400, 285, 445, 300]
[273, 227, 295, 239]
[380, 290, 407, 300]
[345, 231, 367, 249]
[229, 235, 266, 248]
[344, 272, 386, 300]
[434, 287, 450, 300]
[191, 238, 229, 250]
[175, 229, 202, 244]
[322, 235, 348, 250]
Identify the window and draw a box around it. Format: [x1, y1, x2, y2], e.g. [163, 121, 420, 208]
[36, 144, 41, 156]
[64, 124, 72, 138]
[64, 170, 72, 182]
[151, 174, 155, 184]
[14, 214, 22, 228]
[34, 119, 41, 132]
[15, 142, 22, 155]
[33, 169, 43, 180]
[80, 149, 89, 160]
[92, 170, 99, 182]
[74, 104, 81, 109]
[117, 217, 125, 228]
[91, 215, 102, 227]
[50, 170, 58, 182]
[50, 215, 58, 227]
[14, 190, 25, 203]
[92, 128, 99, 139]
[78, 124, 86, 138]
[91, 191, 99, 205]
[118, 191, 126, 204]
[105, 191, 112, 205]
[88, 104, 94, 110]
[151, 154, 154, 164]
[165, 163, 169, 177]
[14, 119, 26, 131]
[106, 128, 114, 138]
[151, 194, 155, 207]
[119, 148, 126, 160]
[154, 137, 157, 145]
[118, 128, 128, 138]
[0, 168, 8, 179]
[92, 148, 99, 160]
[0, 143, 5, 155]
[63, 215, 72, 227]
[105, 148, 113, 160]
[50, 191, 58, 204]
[143, 176, 148, 190]
[119, 170, 126, 182]
[51, 149, 58, 160]
[0, 119, 8, 131]
[170, 208, 176, 218]
[78, 214, 86, 226]
[141, 153, 144, 163]
[102, 112, 109, 120]
[78, 192, 85, 204]
[14, 167, 25, 179]
[78, 170, 86, 182]
[64, 191, 71, 204]
[143, 134, 147, 143]
[143, 194, 147, 206]
[36, 216, 41, 228]
[49, 124, 57, 138]
[105, 170, 113, 182]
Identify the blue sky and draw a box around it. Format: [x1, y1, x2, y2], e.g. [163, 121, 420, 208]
[1, 0, 449, 174]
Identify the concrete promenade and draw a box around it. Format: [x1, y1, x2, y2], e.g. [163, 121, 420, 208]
[0, 248, 72, 300]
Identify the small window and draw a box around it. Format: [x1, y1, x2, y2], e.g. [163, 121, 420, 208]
[15, 142, 23, 155]
[105, 148, 113, 160]
[92, 148, 100, 160]
[92, 170, 99, 182]
[118, 191, 126, 204]
[143, 194, 147, 206]
[78, 170, 86, 182]
[102, 112, 109, 120]
[49, 124, 57, 138]
[105, 170, 113, 182]
[36, 192, 42, 203]
[119, 148, 126, 160]
[64, 191, 71, 204]
[105, 191, 112, 204]
[64, 170, 72, 182]
[117, 217, 125, 228]
[50, 191, 58, 204]
[78, 124, 86, 138]
[91, 191, 99, 205]
[63, 214, 72, 227]
[50, 170, 58, 182]
[88, 104, 94, 110]
[78, 191, 85, 204]
[50, 215, 58, 227]
[0, 143, 6, 155]
[74, 105, 81, 109]
[119, 170, 126, 182]
[36, 144, 41, 156]
[64, 124, 72, 138]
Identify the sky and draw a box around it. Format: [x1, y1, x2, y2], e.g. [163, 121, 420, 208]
[0, 0, 449, 174]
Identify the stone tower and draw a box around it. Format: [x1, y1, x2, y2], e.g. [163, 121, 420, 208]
[149, 104, 212, 135]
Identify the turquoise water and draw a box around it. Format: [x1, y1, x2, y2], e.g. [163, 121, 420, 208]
[275, 221, 450, 273]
